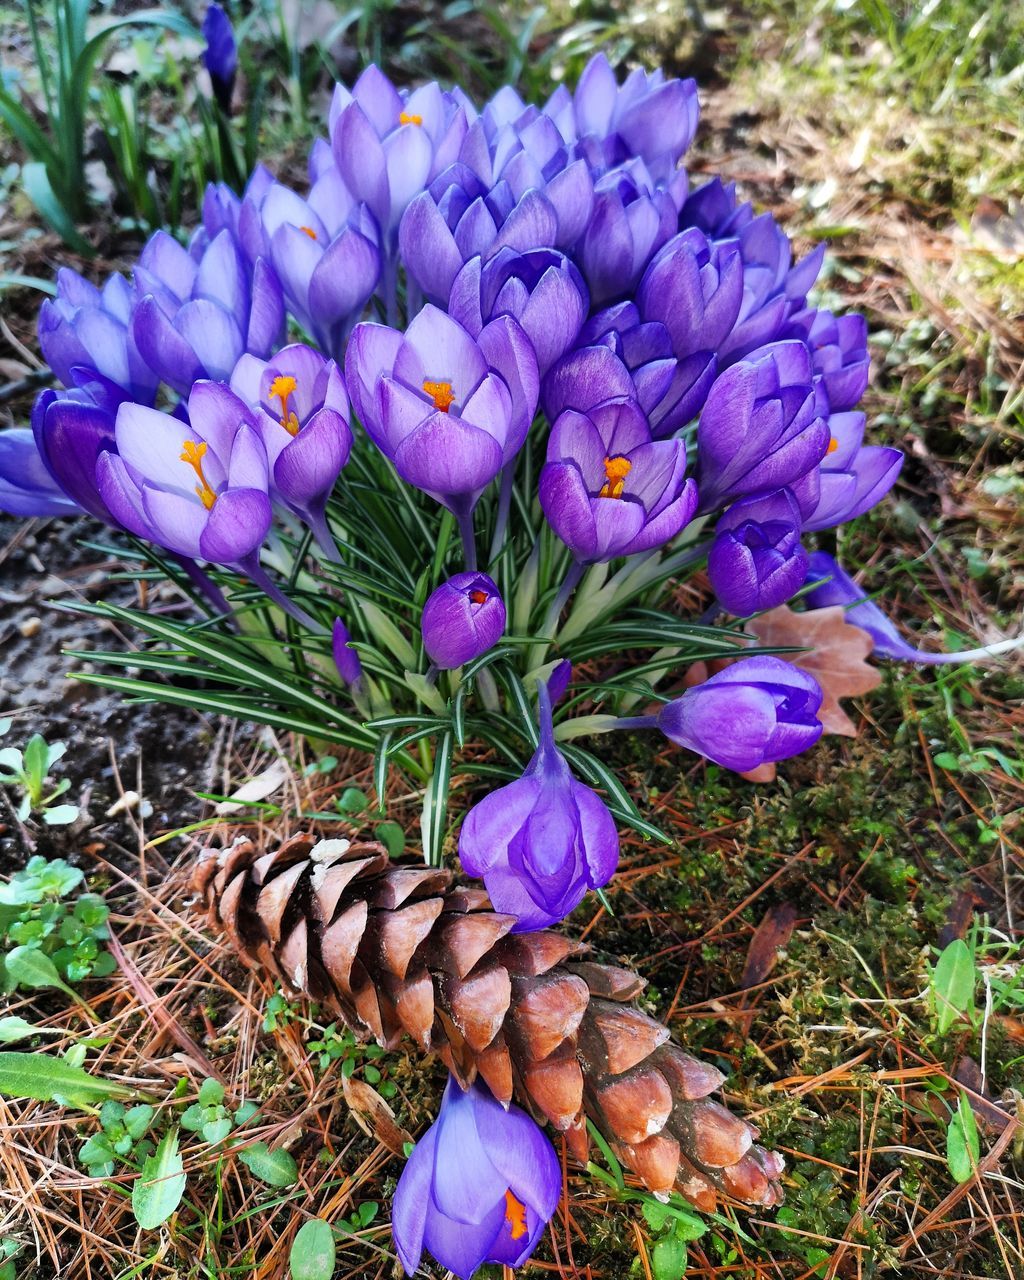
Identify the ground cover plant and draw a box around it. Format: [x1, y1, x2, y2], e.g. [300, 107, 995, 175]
[0, 1, 1022, 1278]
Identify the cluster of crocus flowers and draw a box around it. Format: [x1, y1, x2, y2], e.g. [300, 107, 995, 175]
[0, 50, 964, 1278]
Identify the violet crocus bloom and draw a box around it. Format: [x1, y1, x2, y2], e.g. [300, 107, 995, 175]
[679, 177, 754, 239]
[422, 572, 506, 668]
[236, 168, 379, 356]
[392, 1076, 560, 1280]
[718, 214, 826, 365]
[804, 552, 1021, 665]
[202, 3, 237, 113]
[96, 381, 272, 568]
[655, 656, 823, 772]
[637, 229, 743, 368]
[346, 305, 538, 516]
[131, 229, 284, 394]
[330, 66, 470, 241]
[577, 161, 677, 308]
[540, 398, 697, 563]
[799, 410, 902, 531]
[230, 344, 352, 554]
[448, 248, 588, 377]
[459, 683, 619, 930]
[696, 341, 830, 513]
[784, 308, 870, 412]
[30, 387, 121, 523]
[0, 428, 81, 518]
[332, 618, 363, 687]
[707, 489, 808, 615]
[38, 267, 158, 406]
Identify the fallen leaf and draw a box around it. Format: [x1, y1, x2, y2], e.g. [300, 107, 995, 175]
[747, 604, 881, 736]
[215, 758, 291, 815]
[341, 1074, 413, 1156]
[740, 903, 798, 990]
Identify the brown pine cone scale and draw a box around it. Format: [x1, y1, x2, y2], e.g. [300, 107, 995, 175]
[194, 833, 784, 1210]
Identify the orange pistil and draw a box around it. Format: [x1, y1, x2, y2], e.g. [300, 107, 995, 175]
[598, 455, 631, 499]
[469, 589, 489, 605]
[423, 379, 456, 413]
[827, 437, 839, 454]
[269, 374, 301, 436]
[180, 439, 217, 510]
[504, 1190, 528, 1241]
[299, 225, 318, 240]
[400, 112, 423, 126]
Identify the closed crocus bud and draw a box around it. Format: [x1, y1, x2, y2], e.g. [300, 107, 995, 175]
[656, 656, 823, 773]
[577, 161, 677, 308]
[679, 176, 754, 238]
[131, 229, 284, 394]
[449, 248, 588, 377]
[459, 683, 619, 931]
[707, 489, 808, 615]
[331, 618, 363, 687]
[540, 397, 697, 563]
[392, 1076, 560, 1280]
[637, 229, 743, 364]
[422, 572, 505, 669]
[696, 340, 829, 513]
[201, 3, 237, 113]
[346, 304, 538, 516]
[784, 309, 869, 412]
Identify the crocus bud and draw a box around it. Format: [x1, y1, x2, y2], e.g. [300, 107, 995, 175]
[202, 3, 237, 114]
[459, 683, 619, 930]
[707, 489, 808, 616]
[784, 309, 869, 412]
[421, 571, 505, 669]
[331, 618, 363, 687]
[656, 656, 823, 773]
[392, 1076, 560, 1280]
[0, 428, 80, 518]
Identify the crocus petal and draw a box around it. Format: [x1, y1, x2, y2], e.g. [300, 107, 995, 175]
[198, 487, 272, 563]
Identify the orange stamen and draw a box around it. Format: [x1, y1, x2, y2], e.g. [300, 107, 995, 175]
[269, 373, 301, 436]
[423, 379, 456, 413]
[180, 439, 217, 510]
[598, 455, 631, 499]
[504, 1190, 528, 1241]
[400, 112, 423, 126]
[469, 589, 489, 605]
[827, 437, 839, 454]
[299, 225, 318, 240]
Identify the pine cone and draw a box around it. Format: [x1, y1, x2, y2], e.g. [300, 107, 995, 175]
[194, 832, 784, 1210]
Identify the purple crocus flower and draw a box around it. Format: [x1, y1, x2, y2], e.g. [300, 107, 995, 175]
[96, 381, 272, 568]
[577, 161, 677, 308]
[573, 302, 719, 437]
[131, 230, 284, 394]
[392, 1076, 560, 1280]
[0, 428, 81, 518]
[332, 618, 363, 687]
[201, 3, 237, 113]
[399, 163, 571, 307]
[38, 267, 158, 406]
[540, 397, 697, 563]
[230, 344, 352, 555]
[422, 572, 506, 668]
[459, 682, 619, 930]
[656, 656, 823, 772]
[637, 230, 743, 367]
[799, 410, 902, 531]
[448, 248, 588, 377]
[718, 214, 826, 364]
[237, 170, 379, 356]
[707, 489, 808, 615]
[804, 552, 1020, 665]
[330, 66, 470, 241]
[30, 387, 121, 523]
[784, 308, 870, 411]
[345, 304, 538, 516]
[696, 341, 830, 513]
[679, 177, 754, 238]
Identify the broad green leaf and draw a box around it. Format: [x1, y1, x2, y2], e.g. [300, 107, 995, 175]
[0, 1015, 62, 1044]
[43, 804, 79, 826]
[0, 1051, 130, 1106]
[238, 1141, 298, 1187]
[930, 939, 976, 1034]
[375, 821, 405, 858]
[651, 1234, 687, 1280]
[289, 1218, 337, 1280]
[946, 1091, 980, 1184]
[132, 1127, 186, 1229]
[4, 946, 77, 999]
[198, 1078, 225, 1107]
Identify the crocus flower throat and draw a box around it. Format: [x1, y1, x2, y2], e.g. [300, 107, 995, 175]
[599, 454, 630, 498]
[423, 378, 456, 412]
[180, 439, 217, 510]
[269, 374, 301, 435]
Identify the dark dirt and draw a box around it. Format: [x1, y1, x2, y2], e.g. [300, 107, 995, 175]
[0, 512, 217, 876]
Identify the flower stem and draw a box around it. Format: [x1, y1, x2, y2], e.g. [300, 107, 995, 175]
[487, 464, 516, 565]
[172, 554, 236, 625]
[542, 561, 585, 638]
[458, 507, 478, 571]
[611, 714, 658, 732]
[243, 560, 326, 633]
